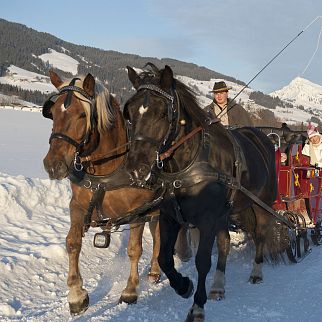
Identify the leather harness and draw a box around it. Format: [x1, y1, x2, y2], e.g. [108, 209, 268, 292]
[44, 82, 295, 234]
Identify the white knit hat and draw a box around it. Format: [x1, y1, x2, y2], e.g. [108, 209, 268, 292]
[307, 123, 319, 138]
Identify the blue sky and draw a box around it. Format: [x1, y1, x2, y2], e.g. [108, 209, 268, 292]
[1, 0, 322, 93]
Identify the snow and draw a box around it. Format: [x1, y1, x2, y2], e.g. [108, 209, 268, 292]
[38, 48, 79, 75]
[1, 107, 322, 321]
[271, 77, 322, 109]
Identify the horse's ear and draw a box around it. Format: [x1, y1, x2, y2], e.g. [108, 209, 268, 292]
[83, 73, 95, 97]
[127, 66, 140, 90]
[160, 65, 174, 91]
[49, 70, 63, 88]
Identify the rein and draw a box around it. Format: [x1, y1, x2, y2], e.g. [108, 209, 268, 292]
[79, 141, 130, 163]
[159, 126, 203, 161]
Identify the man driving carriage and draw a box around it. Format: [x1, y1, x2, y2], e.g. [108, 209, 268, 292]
[204, 81, 253, 127]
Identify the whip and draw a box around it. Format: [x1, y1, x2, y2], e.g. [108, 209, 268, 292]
[216, 16, 322, 119]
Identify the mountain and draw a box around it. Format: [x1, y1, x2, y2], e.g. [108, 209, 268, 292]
[0, 18, 321, 127]
[271, 77, 322, 109]
[0, 18, 245, 106]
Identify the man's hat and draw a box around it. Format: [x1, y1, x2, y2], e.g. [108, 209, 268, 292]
[210, 81, 232, 93]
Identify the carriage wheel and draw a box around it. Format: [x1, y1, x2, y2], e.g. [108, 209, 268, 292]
[311, 222, 322, 245]
[286, 228, 297, 263]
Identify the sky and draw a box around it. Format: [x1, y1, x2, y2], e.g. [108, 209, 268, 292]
[1, 0, 322, 93]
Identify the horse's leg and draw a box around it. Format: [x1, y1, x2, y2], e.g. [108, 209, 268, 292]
[158, 212, 194, 299]
[186, 222, 216, 322]
[174, 226, 193, 262]
[249, 205, 267, 284]
[148, 218, 161, 283]
[66, 205, 89, 315]
[119, 223, 145, 304]
[208, 229, 230, 300]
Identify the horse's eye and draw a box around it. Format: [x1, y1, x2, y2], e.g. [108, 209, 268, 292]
[79, 112, 86, 118]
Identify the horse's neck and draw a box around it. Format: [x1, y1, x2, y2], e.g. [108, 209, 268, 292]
[88, 114, 127, 175]
[168, 123, 233, 173]
[169, 121, 202, 170]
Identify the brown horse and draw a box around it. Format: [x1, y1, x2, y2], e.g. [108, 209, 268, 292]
[42, 71, 166, 315]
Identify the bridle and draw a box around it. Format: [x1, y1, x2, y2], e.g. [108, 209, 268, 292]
[127, 84, 180, 170]
[43, 78, 98, 171]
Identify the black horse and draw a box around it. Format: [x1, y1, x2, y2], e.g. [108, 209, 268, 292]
[123, 64, 287, 322]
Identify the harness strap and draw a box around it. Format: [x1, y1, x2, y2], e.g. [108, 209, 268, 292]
[83, 186, 166, 232]
[79, 142, 130, 163]
[238, 185, 296, 229]
[84, 187, 105, 233]
[160, 126, 203, 161]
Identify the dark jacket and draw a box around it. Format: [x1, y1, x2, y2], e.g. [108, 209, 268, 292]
[204, 99, 253, 127]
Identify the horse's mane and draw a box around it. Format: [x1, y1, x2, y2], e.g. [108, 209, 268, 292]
[174, 80, 208, 126]
[60, 76, 118, 134]
[128, 63, 208, 126]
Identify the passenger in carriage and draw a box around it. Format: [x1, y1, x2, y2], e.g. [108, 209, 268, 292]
[280, 122, 291, 164]
[302, 123, 322, 168]
[204, 81, 253, 127]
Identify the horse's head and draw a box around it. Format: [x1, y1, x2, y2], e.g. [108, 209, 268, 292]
[124, 63, 204, 185]
[124, 64, 177, 183]
[43, 71, 115, 180]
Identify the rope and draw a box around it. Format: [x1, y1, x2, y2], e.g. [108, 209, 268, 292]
[216, 16, 322, 120]
[301, 26, 322, 76]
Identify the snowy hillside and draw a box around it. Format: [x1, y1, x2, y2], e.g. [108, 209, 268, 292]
[0, 65, 55, 94]
[1, 102, 322, 322]
[38, 48, 79, 76]
[0, 48, 322, 125]
[271, 77, 322, 109]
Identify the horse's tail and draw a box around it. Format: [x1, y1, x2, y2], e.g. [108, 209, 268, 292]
[235, 207, 289, 264]
[263, 215, 290, 264]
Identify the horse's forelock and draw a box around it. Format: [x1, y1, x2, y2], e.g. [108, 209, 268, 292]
[60, 76, 116, 134]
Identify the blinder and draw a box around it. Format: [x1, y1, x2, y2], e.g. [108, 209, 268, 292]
[42, 93, 59, 119]
[42, 77, 89, 120]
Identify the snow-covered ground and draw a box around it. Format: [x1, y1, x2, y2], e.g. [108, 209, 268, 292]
[1, 107, 322, 321]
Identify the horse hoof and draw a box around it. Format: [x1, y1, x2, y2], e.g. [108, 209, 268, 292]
[69, 294, 89, 315]
[177, 277, 194, 299]
[148, 272, 161, 284]
[249, 276, 263, 284]
[208, 289, 225, 301]
[185, 306, 205, 322]
[119, 294, 138, 305]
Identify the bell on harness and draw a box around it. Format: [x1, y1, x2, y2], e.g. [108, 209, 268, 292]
[93, 231, 111, 248]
